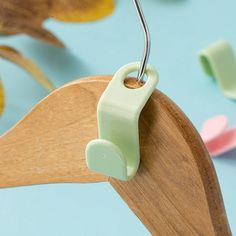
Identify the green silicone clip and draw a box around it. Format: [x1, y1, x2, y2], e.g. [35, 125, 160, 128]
[86, 62, 159, 181]
[199, 40, 236, 99]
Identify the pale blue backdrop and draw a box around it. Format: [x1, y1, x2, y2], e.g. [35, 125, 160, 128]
[0, 0, 235, 235]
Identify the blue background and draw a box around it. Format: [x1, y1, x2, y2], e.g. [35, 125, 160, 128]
[0, 0, 235, 235]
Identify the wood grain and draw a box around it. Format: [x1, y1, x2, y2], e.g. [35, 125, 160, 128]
[0, 76, 110, 187]
[0, 76, 231, 235]
[110, 86, 231, 235]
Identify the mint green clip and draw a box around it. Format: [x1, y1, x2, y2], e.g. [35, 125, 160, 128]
[86, 62, 159, 181]
[199, 40, 236, 99]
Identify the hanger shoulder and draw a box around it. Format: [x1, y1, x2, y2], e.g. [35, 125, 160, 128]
[110, 89, 231, 235]
[0, 76, 231, 235]
[0, 76, 110, 187]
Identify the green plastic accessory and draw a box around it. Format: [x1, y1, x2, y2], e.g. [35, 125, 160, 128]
[86, 62, 159, 181]
[199, 40, 236, 99]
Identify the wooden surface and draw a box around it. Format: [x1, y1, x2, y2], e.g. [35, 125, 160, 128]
[0, 76, 231, 235]
[0, 76, 110, 187]
[110, 84, 231, 235]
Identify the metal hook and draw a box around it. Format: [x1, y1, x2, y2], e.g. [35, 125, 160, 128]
[133, 0, 151, 82]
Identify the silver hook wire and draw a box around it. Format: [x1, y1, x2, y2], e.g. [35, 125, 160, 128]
[133, 0, 151, 82]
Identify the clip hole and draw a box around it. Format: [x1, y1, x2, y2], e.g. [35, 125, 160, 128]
[124, 77, 145, 89]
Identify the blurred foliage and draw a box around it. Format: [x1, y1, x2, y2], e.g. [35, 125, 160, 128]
[0, 0, 115, 116]
[0, 45, 54, 91]
[0, 80, 4, 115]
[0, 45, 54, 116]
[0, 0, 115, 47]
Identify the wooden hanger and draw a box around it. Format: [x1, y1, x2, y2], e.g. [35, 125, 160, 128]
[0, 75, 231, 235]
